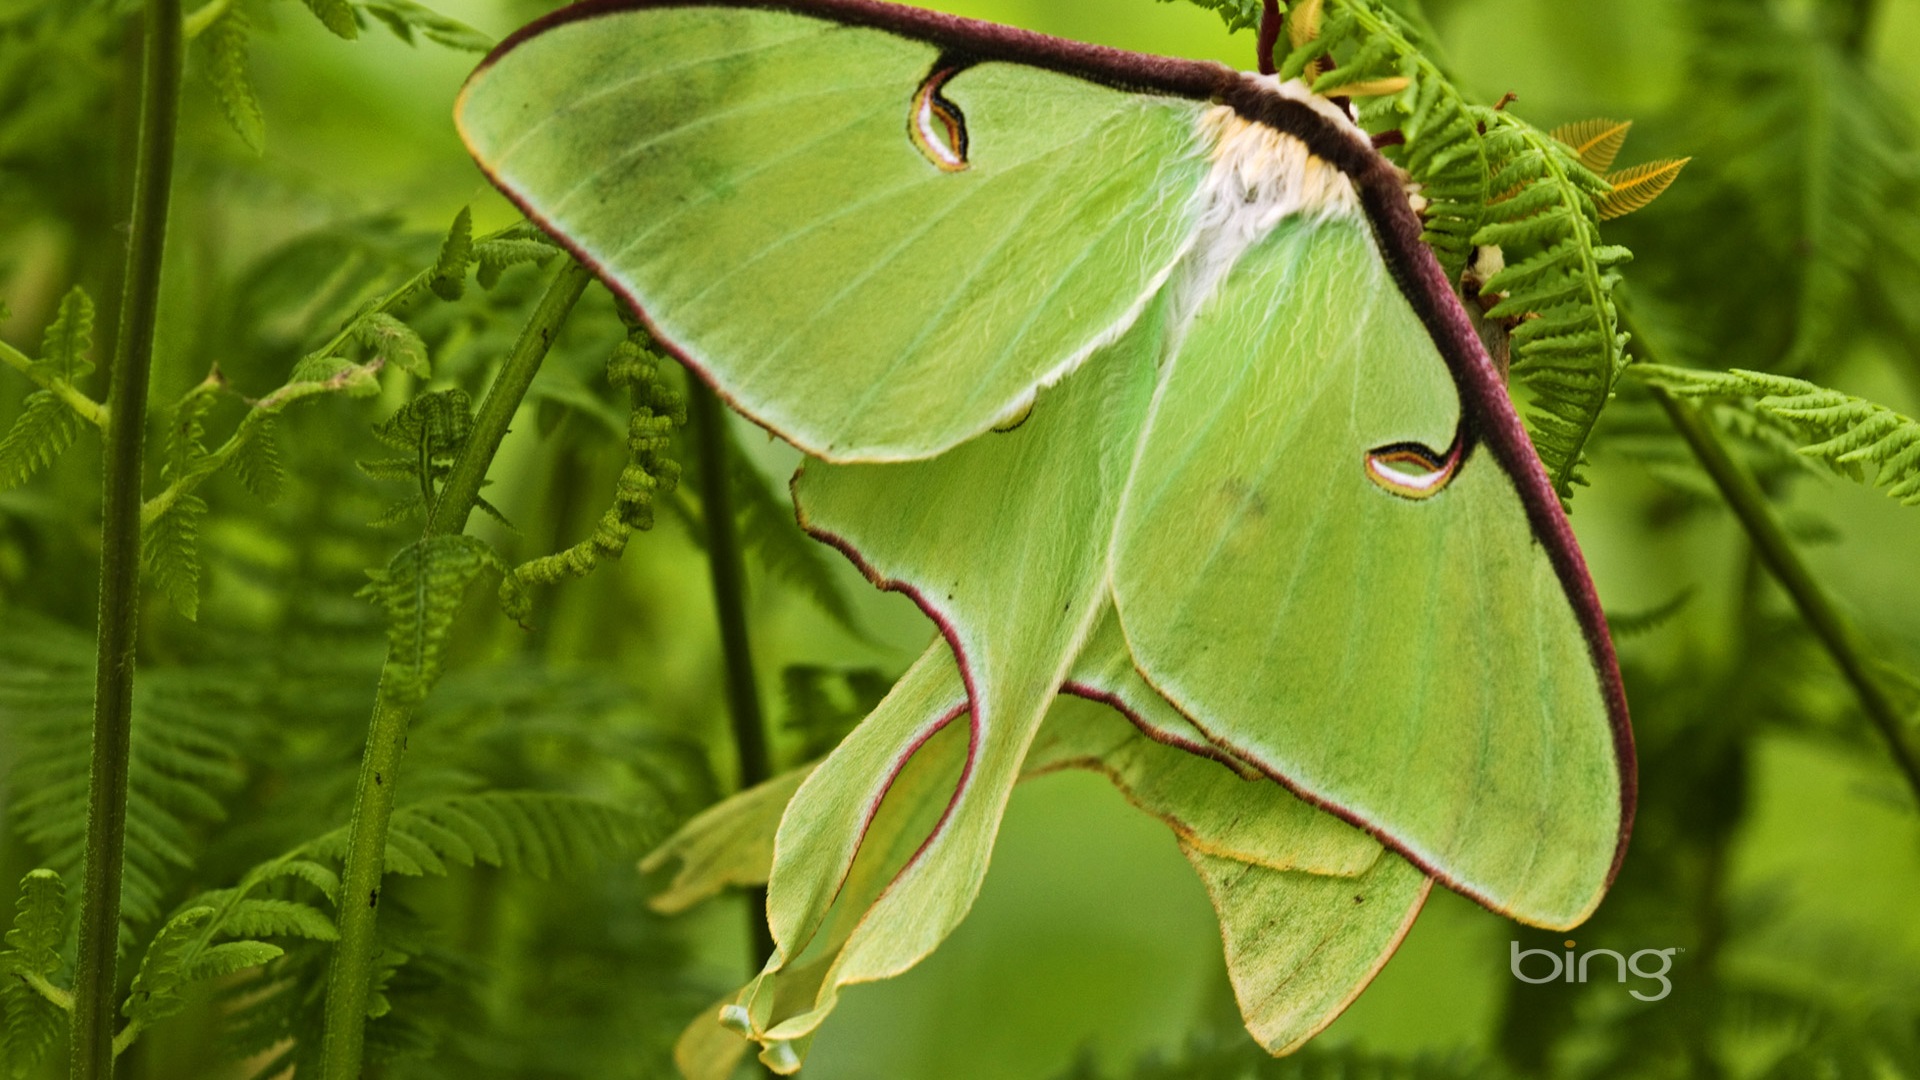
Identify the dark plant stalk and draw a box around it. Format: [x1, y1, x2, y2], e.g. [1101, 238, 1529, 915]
[686, 379, 776, 969]
[1646, 383, 1920, 805]
[318, 258, 593, 1080]
[70, 0, 181, 1075]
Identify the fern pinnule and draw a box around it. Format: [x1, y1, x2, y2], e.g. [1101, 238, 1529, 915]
[1, 869, 70, 1077]
[204, 7, 265, 152]
[1597, 158, 1691, 220]
[1551, 118, 1633, 173]
[1634, 365, 1920, 504]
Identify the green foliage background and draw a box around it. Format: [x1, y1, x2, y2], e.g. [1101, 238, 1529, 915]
[3, 0, 1920, 1077]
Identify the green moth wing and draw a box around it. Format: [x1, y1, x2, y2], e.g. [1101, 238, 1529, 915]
[461, 0, 1632, 999]
[455, 1, 1219, 461]
[1111, 209, 1625, 930]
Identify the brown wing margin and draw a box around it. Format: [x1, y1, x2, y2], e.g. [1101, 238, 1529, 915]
[462, 0, 1636, 892]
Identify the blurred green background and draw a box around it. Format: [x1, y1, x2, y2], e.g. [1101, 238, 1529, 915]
[4, 0, 1920, 1077]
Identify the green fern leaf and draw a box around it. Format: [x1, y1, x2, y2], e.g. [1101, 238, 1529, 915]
[2, 871, 65, 977]
[205, 8, 265, 152]
[298, 0, 358, 40]
[359, 0, 494, 51]
[1633, 365, 1920, 505]
[428, 206, 472, 302]
[1160, 0, 1261, 32]
[231, 416, 285, 503]
[303, 792, 648, 881]
[124, 907, 214, 1028]
[0, 392, 80, 490]
[473, 236, 557, 289]
[37, 286, 95, 381]
[1471, 111, 1631, 498]
[511, 334, 684, 592]
[356, 312, 430, 379]
[184, 940, 284, 984]
[1, 870, 69, 1080]
[143, 493, 208, 620]
[217, 898, 338, 943]
[0, 620, 249, 933]
[361, 535, 502, 704]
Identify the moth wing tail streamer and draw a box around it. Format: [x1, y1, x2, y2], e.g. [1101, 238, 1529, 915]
[454, 0, 1224, 462]
[1109, 197, 1632, 932]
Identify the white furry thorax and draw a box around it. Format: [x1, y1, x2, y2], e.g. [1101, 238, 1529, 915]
[1167, 78, 1361, 329]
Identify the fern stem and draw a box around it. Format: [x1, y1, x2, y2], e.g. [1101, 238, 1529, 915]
[686, 379, 776, 970]
[180, 0, 233, 40]
[427, 258, 593, 536]
[317, 258, 593, 1080]
[1646, 381, 1920, 805]
[137, 223, 529, 527]
[72, 0, 182, 1075]
[0, 340, 110, 429]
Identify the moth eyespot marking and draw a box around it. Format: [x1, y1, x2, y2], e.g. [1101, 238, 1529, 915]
[909, 66, 969, 172]
[1365, 435, 1464, 500]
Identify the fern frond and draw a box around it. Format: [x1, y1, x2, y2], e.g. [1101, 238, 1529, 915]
[1598, 158, 1691, 220]
[1158, 0, 1261, 32]
[304, 792, 649, 880]
[231, 416, 284, 502]
[355, 312, 430, 378]
[122, 908, 218, 1030]
[1, 870, 71, 1078]
[1550, 118, 1632, 172]
[1278, 0, 1489, 280]
[473, 235, 558, 289]
[358, 0, 494, 52]
[205, 8, 265, 152]
[297, 0, 358, 39]
[0, 620, 249, 931]
[512, 333, 683, 593]
[144, 493, 208, 620]
[1633, 365, 1920, 505]
[428, 206, 472, 301]
[37, 285, 95, 382]
[1474, 111, 1631, 498]
[782, 664, 890, 760]
[360, 534, 504, 704]
[0, 391, 80, 489]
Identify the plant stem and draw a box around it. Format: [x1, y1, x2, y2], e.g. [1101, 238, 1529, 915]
[72, 0, 181, 1075]
[0, 340, 110, 429]
[1645, 384, 1920, 805]
[427, 259, 592, 536]
[685, 379, 776, 970]
[317, 259, 592, 1080]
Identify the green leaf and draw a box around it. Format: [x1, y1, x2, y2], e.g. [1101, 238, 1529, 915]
[1633, 365, 1920, 505]
[360, 534, 500, 704]
[3, 870, 65, 980]
[1160, 0, 1262, 32]
[205, 8, 265, 152]
[37, 286, 94, 381]
[231, 416, 285, 503]
[355, 312, 430, 378]
[473, 235, 557, 289]
[143, 494, 208, 620]
[218, 898, 337, 942]
[1, 870, 69, 1079]
[359, 0, 494, 51]
[429, 206, 472, 301]
[123, 907, 214, 1028]
[183, 940, 283, 983]
[0, 391, 80, 490]
[298, 0, 359, 40]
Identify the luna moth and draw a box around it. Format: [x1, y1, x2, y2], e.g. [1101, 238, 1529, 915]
[456, 0, 1633, 1068]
